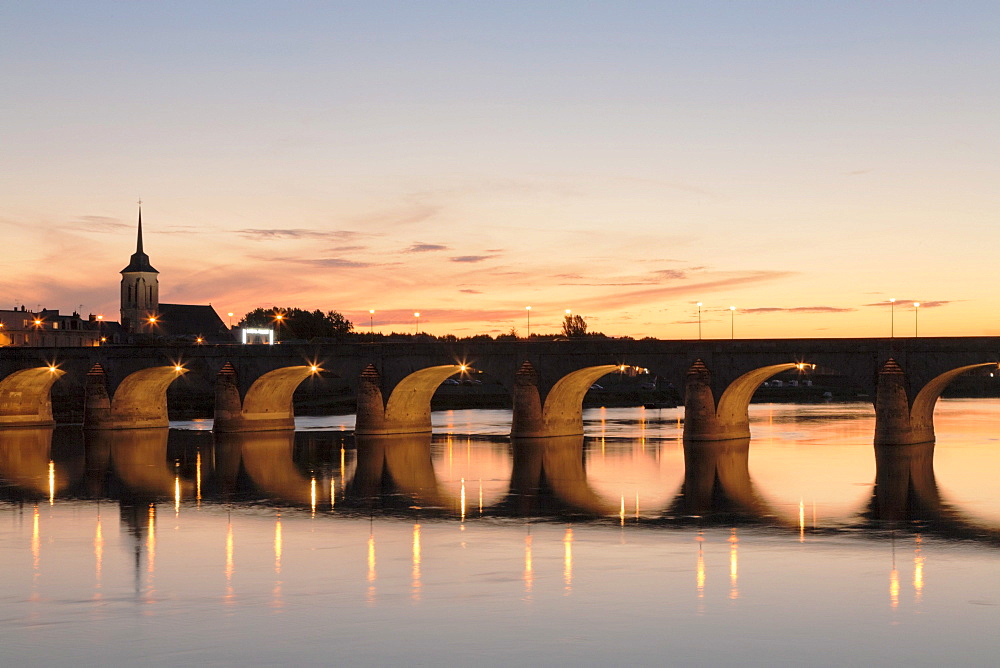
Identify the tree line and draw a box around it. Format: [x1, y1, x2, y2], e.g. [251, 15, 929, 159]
[239, 308, 619, 342]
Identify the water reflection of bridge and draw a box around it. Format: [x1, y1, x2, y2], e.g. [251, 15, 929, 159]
[3, 427, 999, 545]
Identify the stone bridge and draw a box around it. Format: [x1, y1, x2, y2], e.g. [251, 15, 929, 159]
[0, 336, 998, 444]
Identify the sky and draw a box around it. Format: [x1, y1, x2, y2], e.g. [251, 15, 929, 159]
[2, 1, 998, 339]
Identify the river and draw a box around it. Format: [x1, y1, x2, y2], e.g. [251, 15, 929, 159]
[2, 400, 999, 666]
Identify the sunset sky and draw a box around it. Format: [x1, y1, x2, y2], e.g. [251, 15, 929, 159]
[3, 2, 997, 338]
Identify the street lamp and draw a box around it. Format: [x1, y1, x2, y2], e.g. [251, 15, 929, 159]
[729, 306, 736, 340]
[414, 312, 420, 335]
[696, 302, 703, 340]
[96, 314, 104, 345]
[889, 298, 896, 337]
[369, 309, 375, 342]
[227, 312, 234, 328]
[914, 302, 920, 337]
[525, 306, 531, 338]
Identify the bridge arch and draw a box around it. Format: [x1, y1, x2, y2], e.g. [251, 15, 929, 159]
[0, 367, 65, 427]
[104, 366, 188, 429]
[356, 364, 469, 435]
[876, 361, 997, 445]
[685, 362, 799, 441]
[536, 365, 623, 438]
[215, 364, 323, 432]
[910, 363, 997, 440]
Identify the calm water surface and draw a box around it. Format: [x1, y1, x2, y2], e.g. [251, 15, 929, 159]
[3, 400, 1000, 666]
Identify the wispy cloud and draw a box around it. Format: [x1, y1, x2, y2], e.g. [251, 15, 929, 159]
[326, 245, 368, 252]
[742, 306, 855, 314]
[407, 243, 449, 253]
[864, 299, 954, 309]
[459, 288, 482, 294]
[70, 216, 131, 233]
[250, 254, 380, 269]
[450, 255, 497, 263]
[653, 269, 687, 280]
[237, 228, 369, 242]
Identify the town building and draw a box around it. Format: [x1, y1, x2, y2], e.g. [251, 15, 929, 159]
[0, 307, 105, 347]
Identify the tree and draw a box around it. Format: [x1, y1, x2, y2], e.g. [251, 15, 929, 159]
[561, 314, 588, 337]
[240, 307, 353, 341]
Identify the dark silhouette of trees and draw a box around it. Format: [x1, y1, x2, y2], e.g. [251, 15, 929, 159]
[561, 314, 588, 337]
[240, 307, 353, 341]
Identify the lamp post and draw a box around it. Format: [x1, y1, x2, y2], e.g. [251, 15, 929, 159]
[96, 314, 103, 346]
[889, 298, 895, 337]
[228, 312, 234, 329]
[729, 306, 736, 339]
[696, 302, 702, 340]
[414, 312, 420, 335]
[369, 309, 375, 343]
[525, 306, 531, 338]
[273, 312, 284, 340]
[914, 302, 920, 337]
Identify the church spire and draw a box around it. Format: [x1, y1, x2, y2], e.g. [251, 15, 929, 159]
[120, 202, 158, 274]
[136, 202, 144, 254]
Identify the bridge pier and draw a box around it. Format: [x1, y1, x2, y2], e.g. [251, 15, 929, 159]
[873, 359, 927, 444]
[511, 361, 544, 437]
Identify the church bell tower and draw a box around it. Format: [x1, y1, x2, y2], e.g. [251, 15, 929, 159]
[120, 205, 159, 333]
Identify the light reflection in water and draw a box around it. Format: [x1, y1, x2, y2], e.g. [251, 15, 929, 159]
[367, 533, 376, 604]
[889, 537, 899, 611]
[273, 517, 283, 610]
[524, 532, 534, 597]
[48, 461, 54, 505]
[146, 504, 156, 576]
[695, 531, 705, 600]
[799, 499, 805, 542]
[460, 478, 466, 522]
[310, 476, 317, 516]
[31, 505, 40, 572]
[94, 513, 103, 587]
[196, 451, 202, 504]
[339, 446, 346, 500]
[224, 519, 234, 601]
[274, 517, 282, 575]
[914, 535, 924, 603]
[729, 528, 739, 600]
[174, 475, 181, 515]
[412, 523, 422, 601]
[563, 527, 573, 594]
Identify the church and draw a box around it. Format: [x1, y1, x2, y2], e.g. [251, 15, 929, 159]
[120, 208, 233, 343]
